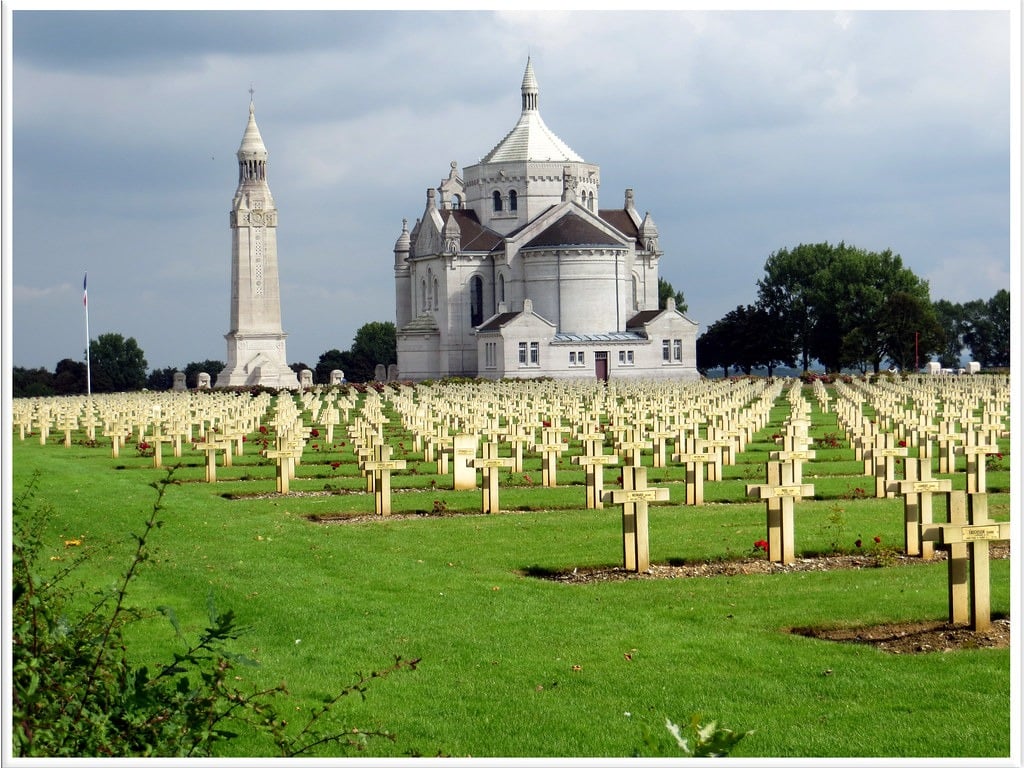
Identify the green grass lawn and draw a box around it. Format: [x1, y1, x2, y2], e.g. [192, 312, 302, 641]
[9, 384, 1013, 758]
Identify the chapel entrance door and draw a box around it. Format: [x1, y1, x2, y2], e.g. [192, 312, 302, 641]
[594, 351, 609, 381]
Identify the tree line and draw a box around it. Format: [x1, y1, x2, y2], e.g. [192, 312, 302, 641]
[11, 322, 398, 398]
[12, 242, 1008, 396]
[696, 242, 1008, 376]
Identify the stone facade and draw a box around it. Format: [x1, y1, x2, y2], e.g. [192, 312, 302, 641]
[216, 99, 298, 389]
[394, 59, 698, 382]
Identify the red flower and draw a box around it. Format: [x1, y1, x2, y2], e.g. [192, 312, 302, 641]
[310, 428, 320, 438]
[873, 536, 881, 544]
[330, 461, 341, 470]
[259, 425, 268, 434]
[855, 539, 863, 548]
[754, 539, 768, 552]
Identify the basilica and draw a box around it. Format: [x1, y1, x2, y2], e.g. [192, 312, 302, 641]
[394, 59, 699, 382]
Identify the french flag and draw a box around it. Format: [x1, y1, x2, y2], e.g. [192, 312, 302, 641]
[83, 273, 88, 307]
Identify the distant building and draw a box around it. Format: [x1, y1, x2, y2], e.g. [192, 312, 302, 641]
[394, 59, 698, 381]
[216, 98, 298, 389]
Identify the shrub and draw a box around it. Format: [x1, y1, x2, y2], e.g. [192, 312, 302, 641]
[11, 470, 418, 758]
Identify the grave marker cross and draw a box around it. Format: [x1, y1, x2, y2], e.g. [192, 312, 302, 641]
[921, 491, 1009, 630]
[746, 461, 814, 564]
[604, 466, 670, 573]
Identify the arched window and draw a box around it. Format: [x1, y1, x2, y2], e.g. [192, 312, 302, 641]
[452, 194, 462, 209]
[498, 273, 506, 304]
[632, 275, 640, 310]
[433, 278, 439, 310]
[587, 191, 594, 211]
[470, 275, 484, 327]
[492, 191, 503, 212]
[509, 190, 518, 212]
[420, 279, 427, 311]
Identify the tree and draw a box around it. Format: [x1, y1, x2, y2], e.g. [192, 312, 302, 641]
[874, 291, 944, 371]
[756, 243, 835, 371]
[183, 360, 224, 389]
[53, 358, 88, 395]
[697, 304, 793, 376]
[346, 321, 397, 382]
[88, 334, 147, 393]
[658, 277, 688, 314]
[12, 367, 54, 398]
[315, 349, 348, 384]
[757, 242, 932, 373]
[963, 289, 1010, 367]
[932, 299, 969, 368]
[146, 366, 177, 391]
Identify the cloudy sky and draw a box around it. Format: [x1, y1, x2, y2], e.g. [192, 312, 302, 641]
[4, 3, 1019, 373]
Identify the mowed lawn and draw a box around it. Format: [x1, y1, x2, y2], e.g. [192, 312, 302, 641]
[9, 384, 1013, 758]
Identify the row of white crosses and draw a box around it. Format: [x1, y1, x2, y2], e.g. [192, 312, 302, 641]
[367, 378, 789, 571]
[831, 375, 1009, 498]
[829, 375, 1011, 630]
[746, 382, 816, 564]
[11, 391, 278, 466]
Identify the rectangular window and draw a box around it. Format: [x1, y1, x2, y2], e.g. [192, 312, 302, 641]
[627, 350, 634, 364]
[519, 342, 527, 365]
[673, 339, 682, 361]
[577, 350, 584, 366]
[485, 342, 497, 369]
[619, 350, 626, 364]
[662, 340, 671, 361]
[569, 351, 577, 365]
[530, 342, 540, 365]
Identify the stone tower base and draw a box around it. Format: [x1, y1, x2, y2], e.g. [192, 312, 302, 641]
[215, 331, 298, 388]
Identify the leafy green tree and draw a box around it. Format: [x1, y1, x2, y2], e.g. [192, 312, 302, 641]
[874, 291, 944, 371]
[53, 358, 88, 395]
[658, 277, 688, 314]
[758, 242, 931, 373]
[345, 321, 397, 382]
[932, 299, 969, 368]
[315, 348, 348, 384]
[183, 360, 224, 389]
[963, 289, 1010, 367]
[146, 366, 177, 390]
[89, 334, 147, 393]
[697, 304, 793, 376]
[756, 243, 835, 371]
[12, 367, 54, 398]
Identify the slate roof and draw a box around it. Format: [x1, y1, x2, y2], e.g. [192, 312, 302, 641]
[522, 212, 625, 249]
[442, 209, 504, 253]
[599, 209, 644, 249]
[626, 310, 662, 329]
[476, 312, 522, 332]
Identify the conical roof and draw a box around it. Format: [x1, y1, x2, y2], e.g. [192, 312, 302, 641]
[238, 100, 267, 158]
[480, 58, 583, 164]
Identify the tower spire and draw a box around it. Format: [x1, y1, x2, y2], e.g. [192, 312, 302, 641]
[521, 56, 538, 112]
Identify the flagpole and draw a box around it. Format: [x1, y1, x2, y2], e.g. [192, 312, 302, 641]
[84, 272, 91, 398]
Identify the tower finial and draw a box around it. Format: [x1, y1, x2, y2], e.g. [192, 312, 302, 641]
[521, 57, 538, 112]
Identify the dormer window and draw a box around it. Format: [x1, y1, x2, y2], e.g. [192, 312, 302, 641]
[492, 191, 503, 212]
